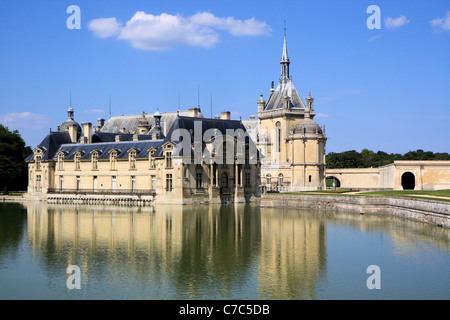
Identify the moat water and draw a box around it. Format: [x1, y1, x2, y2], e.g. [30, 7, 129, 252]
[0, 201, 449, 300]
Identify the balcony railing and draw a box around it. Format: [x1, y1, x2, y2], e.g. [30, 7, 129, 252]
[48, 188, 156, 196]
[220, 187, 232, 195]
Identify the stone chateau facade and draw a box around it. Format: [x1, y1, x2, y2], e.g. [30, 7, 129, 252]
[26, 34, 328, 204]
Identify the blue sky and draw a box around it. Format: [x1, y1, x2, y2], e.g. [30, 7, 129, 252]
[0, 0, 449, 154]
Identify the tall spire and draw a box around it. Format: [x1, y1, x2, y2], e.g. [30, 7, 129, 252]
[280, 21, 290, 80]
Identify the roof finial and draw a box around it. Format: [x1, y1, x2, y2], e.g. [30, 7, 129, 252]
[281, 21, 290, 80]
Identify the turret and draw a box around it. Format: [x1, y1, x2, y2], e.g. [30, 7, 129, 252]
[257, 93, 265, 113]
[137, 111, 150, 134]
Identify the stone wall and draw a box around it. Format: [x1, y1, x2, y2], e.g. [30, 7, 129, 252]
[261, 193, 450, 228]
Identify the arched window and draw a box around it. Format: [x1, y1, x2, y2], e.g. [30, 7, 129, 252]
[221, 172, 229, 188]
[278, 173, 284, 186]
[276, 121, 282, 153]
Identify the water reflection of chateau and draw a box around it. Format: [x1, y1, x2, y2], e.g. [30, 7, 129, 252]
[25, 203, 327, 299]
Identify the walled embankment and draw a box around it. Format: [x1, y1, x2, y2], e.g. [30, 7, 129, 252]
[260, 193, 450, 228]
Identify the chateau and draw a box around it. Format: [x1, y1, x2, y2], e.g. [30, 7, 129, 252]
[25, 34, 328, 204]
[244, 34, 327, 192]
[26, 107, 261, 205]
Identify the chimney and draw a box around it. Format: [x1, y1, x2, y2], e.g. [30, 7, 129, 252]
[249, 115, 255, 120]
[188, 108, 199, 117]
[97, 118, 105, 130]
[115, 135, 121, 142]
[133, 134, 139, 141]
[81, 122, 92, 144]
[68, 124, 78, 143]
[220, 111, 231, 120]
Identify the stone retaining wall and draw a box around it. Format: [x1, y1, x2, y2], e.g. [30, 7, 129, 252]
[261, 193, 450, 228]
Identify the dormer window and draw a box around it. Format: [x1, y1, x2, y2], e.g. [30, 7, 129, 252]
[166, 151, 172, 168]
[35, 155, 42, 171]
[110, 150, 118, 170]
[91, 151, 99, 170]
[129, 150, 136, 170]
[74, 152, 81, 170]
[148, 148, 156, 169]
[57, 152, 65, 170]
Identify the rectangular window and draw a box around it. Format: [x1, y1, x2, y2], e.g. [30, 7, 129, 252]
[112, 176, 116, 191]
[131, 176, 136, 192]
[58, 154, 64, 170]
[196, 173, 202, 189]
[151, 175, 156, 191]
[59, 176, 64, 191]
[110, 153, 117, 170]
[245, 173, 251, 186]
[76, 176, 80, 191]
[74, 153, 81, 171]
[36, 156, 42, 171]
[309, 175, 312, 183]
[129, 151, 136, 170]
[93, 176, 97, 192]
[150, 158, 156, 169]
[166, 174, 173, 192]
[35, 175, 42, 192]
[166, 152, 172, 168]
[92, 154, 98, 170]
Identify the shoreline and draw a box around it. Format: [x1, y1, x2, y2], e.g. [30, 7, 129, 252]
[260, 193, 450, 228]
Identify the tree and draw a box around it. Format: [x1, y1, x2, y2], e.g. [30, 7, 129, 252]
[326, 149, 450, 169]
[0, 125, 32, 191]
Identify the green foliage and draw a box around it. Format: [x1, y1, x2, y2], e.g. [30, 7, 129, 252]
[0, 124, 32, 191]
[326, 149, 450, 169]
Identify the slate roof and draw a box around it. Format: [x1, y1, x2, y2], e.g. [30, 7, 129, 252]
[164, 116, 260, 158]
[264, 78, 306, 111]
[92, 132, 153, 143]
[55, 139, 164, 160]
[27, 115, 260, 162]
[100, 110, 191, 134]
[26, 131, 72, 161]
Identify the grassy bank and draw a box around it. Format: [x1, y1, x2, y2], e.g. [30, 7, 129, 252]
[278, 189, 450, 202]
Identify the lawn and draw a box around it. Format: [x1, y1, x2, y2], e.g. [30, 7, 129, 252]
[267, 189, 450, 202]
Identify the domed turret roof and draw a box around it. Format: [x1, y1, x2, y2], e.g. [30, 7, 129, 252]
[294, 118, 322, 135]
[59, 107, 81, 134]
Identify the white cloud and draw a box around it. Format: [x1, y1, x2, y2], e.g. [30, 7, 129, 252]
[385, 15, 410, 29]
[0, 112, 50, 129]
[368, 34, 382, 42]
[88, 11, 271, 51]
[430, 11, 450, 31]
[190, 12, 271, 36]
[83, 108, 106, 115]
[88, 17, 122, 38]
